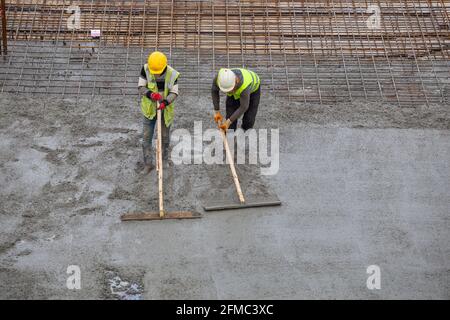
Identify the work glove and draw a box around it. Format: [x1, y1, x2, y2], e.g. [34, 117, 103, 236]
[219, 119, 232, 132]
[146, 91, 163, 102]
[214, 111, 223, 124]
[158, 100, 169, 110]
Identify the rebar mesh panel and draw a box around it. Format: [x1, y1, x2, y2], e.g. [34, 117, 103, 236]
[1, 0, 449, 106]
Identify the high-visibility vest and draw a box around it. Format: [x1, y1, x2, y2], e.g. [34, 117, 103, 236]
[218, 68, 260, 100]
[141, 65, 180, 127]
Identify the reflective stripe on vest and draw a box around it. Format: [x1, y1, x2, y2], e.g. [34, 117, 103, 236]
[141, 65, 180, 127]
[222, 68, 260, 100]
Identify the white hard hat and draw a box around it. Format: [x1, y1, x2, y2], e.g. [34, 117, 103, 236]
[217, 69, 236, 93]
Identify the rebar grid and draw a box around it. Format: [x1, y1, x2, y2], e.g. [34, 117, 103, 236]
[1, 0, 7, 55]
[0, 0, 449, 106]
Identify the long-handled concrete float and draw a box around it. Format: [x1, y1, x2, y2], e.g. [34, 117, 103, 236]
[121, 105, 201, 221]
[203, 125, 281, 211]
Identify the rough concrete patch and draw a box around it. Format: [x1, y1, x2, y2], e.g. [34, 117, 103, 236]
[102, 269, 145, 300]
[31, 145, 65, 165]
[64, 150, 79, 166]
[0, 239, 21, 257]
[42, 181, 79, 194]
[74, 141, 104, 148]
[75, 206, 105, 216]
[108, 187, 136, 201]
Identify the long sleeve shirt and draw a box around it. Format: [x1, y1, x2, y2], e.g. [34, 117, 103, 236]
[211, 73, 252, 123]
[138, 66, 179, 104]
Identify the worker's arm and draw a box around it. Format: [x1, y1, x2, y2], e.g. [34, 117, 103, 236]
[139, 67, 179, 104]
[157, 79, 179, 110]
[228, 86, 251, 123]
[165, 79, 179, 104]
[138, 66, 148, 96]
[211, 75, 221, 111]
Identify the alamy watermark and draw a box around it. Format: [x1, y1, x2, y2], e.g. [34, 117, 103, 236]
[66, 5, 81, 30]
[66, 265, 81, 290]
[64, 264, 381, 292]
[366, 265, 381, 290]
[367, 5, 381, 30]
[168, 122, 279, 176]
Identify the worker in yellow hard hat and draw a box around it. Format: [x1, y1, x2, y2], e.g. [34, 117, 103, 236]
[138, 51, 180, 174]
[212, 68, 261, 132]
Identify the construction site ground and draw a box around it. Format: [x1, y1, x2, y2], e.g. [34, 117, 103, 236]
[1, 0, 449, 300]
[0, 91, 449, 299]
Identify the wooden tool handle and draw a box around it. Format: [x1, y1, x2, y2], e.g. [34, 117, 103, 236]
[220, 129, 245, 204]
[157, 105, 164, 217]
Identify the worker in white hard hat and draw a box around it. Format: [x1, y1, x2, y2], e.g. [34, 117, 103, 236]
[212, 68, 261, 132]
[138, 51, 180, 174]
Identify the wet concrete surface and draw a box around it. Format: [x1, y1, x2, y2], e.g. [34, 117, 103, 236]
[0, 93, 449, 299]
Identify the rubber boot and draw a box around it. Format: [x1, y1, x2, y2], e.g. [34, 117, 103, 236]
[142, 145, 155, 174]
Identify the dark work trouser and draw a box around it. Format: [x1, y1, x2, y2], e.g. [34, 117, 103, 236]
[225, 87, 261, 131]
[142, 114, 170, 166]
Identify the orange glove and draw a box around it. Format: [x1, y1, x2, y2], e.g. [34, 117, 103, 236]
[214, 111, 223, 124]
[219, 119, 232, 132]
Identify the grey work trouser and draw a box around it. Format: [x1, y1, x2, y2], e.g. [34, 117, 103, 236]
[142, 114, 170, 166]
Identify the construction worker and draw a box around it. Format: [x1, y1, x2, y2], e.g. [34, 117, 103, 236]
[138, 51, 180, 174]
[212, 68, 261, 131]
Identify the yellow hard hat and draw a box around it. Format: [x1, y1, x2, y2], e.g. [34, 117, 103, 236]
[148, 51, 168, 74]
